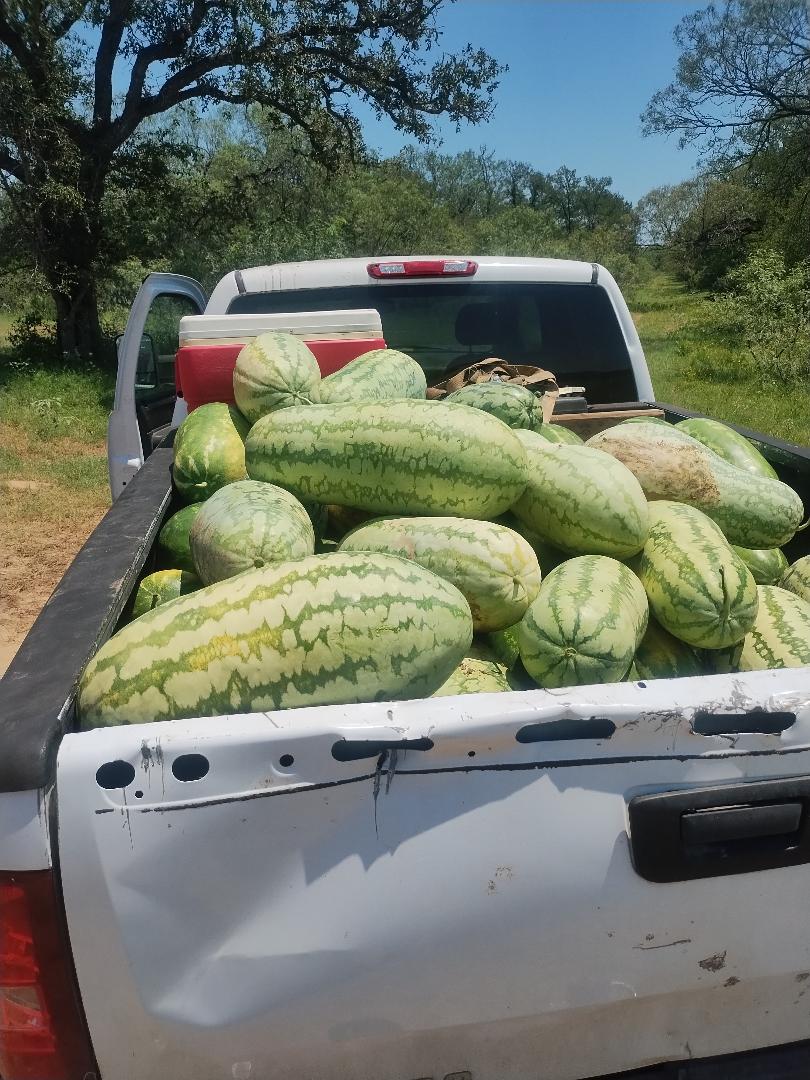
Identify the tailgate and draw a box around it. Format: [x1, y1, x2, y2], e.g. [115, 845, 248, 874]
[56, 670, 810, 1080]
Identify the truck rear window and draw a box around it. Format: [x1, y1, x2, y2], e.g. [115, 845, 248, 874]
[227, 282, 636, 399]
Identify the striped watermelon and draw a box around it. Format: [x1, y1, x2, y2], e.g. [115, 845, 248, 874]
[588, 422, 803, 548]
[534, 424, 584, 445]
[518, 556, 648, 688]
[780, 555, 810, 603]
[338, 516, 541, 632]
[511, 430, 649, 558]
[320, 348, 426, 403]
[444, 382, 544, 432]
[232, 331, 321, 424]
[157, 504, 203, 572]
[496, 512, 567, 572]
[731, 545, 789, 585]
[245, 400, 529, 519]
[484, 624, 521, 669]
[434, 644, 514, 697]
[78, 553, 473, 727]
[173, 403, 250, 504]
[739, 585, 810, 670]
[638, 501, 758, 649]
[131, 569, 200, 619]
[634, 617, 703, 680]
[618, 416, 671, 427]
[676, 417, 778, 479]
[702, 643, 743, 674]
[189, 480, 315, 585]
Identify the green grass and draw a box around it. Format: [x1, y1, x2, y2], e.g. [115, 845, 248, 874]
[631, 274, 810, 448]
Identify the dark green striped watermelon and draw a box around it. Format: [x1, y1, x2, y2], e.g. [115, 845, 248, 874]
[320, 348, 426, 403]
[173, 403, 250, 504]
[634, 617, 703, 680]
[131, 569, 200, 619]
[676, 417, 778, 479]
[444, 382, 544, 432]
[157, 504, 203, 572]
[781, 555, 810, 603]
[731, 545, 789, 585]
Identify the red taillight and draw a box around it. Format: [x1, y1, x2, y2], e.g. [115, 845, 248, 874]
[367, 258, 478, 279]
[0, 871, 99, 1080]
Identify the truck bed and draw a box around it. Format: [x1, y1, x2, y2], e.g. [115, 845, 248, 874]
[2, 404, 810, 1080]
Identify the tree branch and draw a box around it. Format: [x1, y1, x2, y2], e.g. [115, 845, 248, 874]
[94, 0, 133, 126]
[0, 145, 24, 180]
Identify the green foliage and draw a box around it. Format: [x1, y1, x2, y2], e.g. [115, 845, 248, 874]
[0, 363, 114, 442]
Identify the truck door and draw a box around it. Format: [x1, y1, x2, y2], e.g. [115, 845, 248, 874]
[108, 273, 206, 499]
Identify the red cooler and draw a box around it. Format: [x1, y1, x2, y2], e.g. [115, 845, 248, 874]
[176, 309, 385, 412]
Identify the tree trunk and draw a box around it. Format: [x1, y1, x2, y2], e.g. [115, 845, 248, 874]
[51, 273, 107, 365]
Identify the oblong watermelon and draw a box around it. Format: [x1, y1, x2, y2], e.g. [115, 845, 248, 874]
[444, 383, 544, 432]
[130, 569, 201, 619]
[676, 417, 778, 479]
[739, 585, 810, 670]
[339, 516, 541, 632]
[511, 431, 649, 558]
[638, 501, 758, 649]
[320, 348, 426, 404]
[189, 480, 315, 584]
[634, 617, 703, 680]
[731, 545, 789, 586]
[157, 504, 203, 572]
[78, 553, 474, 727]
[173, 402, 249, 504]
[618, 416, 671, 427]
[588, 422, 803, 548]
[534, 423, 583, 445]
[233, 331, 321, 423]
[780, 555, 810, 604]
[245, 399, 529, 519]
[518, 556, 648, 688]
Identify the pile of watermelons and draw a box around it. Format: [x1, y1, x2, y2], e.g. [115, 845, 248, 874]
[78, 334, 810, 728]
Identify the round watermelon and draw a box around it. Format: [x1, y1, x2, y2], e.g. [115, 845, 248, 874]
[444, 382, 544, 432]
[233, 331, 321, 423]
[534, 423, 583, 445]
[173, 402, 250, 504]
[189, 479, 316, 584]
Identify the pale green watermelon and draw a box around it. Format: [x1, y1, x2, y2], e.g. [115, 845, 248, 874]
[320, 348, 426, 403]
[189, 480, 315, 584]
[233, 331, 321, 423]
[739, 585, 810, 670]
[780, 555, 810, 604]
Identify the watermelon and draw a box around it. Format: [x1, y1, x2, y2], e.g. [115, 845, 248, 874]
[731, 545, 789, 585]
[172, 402, 249, 504]
[625, 662, 641, 681]
[157, 504, 203, 572]
[189, 480, 315, 585]
[518, 556, 648, 688]
[444, 382, 544, 432]
[739, 585, 810, 670]
[131, 569, 200, 619]
[496, 512, 567, 573]
[534, 423, 584, 445]
[78, 553, 474, 728]
[511, 431, 649, 558]
[780, 555, 810, 603]
[702, 643, 743, 674]
[634, 617, 703, 680]
[618, 416, 671, 427]
[245, 399, 529, 519]
[319, 348, 426, 404]
[433, 644, 514, 697]
[676, 417, 778, 479]
[325, 504, 373, 542]
[339, 516, 541, 633]
[232, 331, 321, 424]
[588, 422, 803, 548]
[484, 624, 521, 669]
[638, 501, 758, 649]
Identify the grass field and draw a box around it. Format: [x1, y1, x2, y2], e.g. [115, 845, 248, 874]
[0, 274, 808, 672]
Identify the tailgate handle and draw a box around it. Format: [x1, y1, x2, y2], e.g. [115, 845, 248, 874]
[629, 776, 810, 883]
[682, 802, 802, 846]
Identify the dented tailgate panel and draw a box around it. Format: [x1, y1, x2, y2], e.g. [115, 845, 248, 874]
[57, 670, 810, 1080]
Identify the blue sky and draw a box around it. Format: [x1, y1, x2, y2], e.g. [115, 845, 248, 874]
[353, 1, 705, 204]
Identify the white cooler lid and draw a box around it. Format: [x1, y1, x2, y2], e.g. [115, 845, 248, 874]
[179, 308, 383, 344]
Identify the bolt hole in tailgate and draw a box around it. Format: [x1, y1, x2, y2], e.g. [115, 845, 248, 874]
[3, 414, 810, 1080]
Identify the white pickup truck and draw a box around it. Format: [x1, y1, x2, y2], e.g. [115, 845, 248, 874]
[2, 256, 810, 1080]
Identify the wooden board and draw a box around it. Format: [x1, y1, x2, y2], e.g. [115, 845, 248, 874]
[551, 407, 665, 440]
